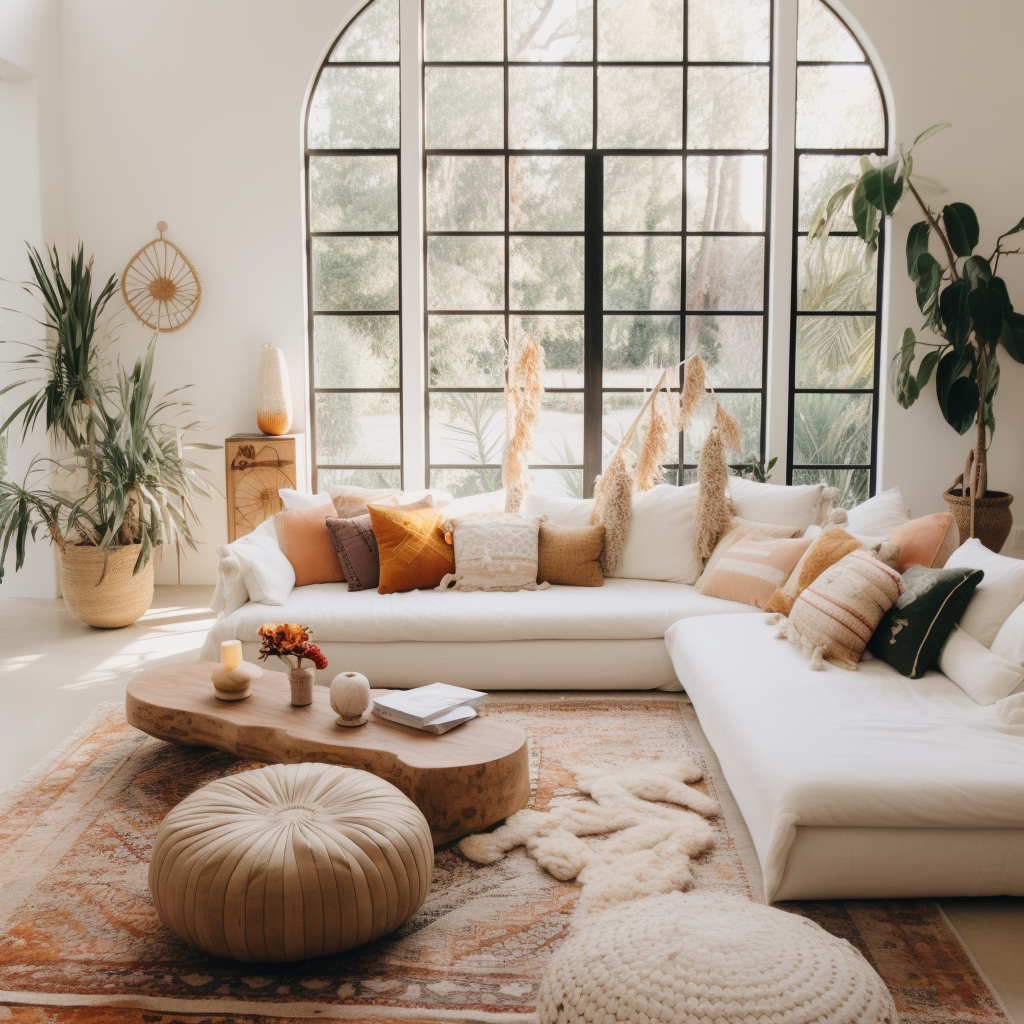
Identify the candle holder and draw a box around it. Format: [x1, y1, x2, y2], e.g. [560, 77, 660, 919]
[212, 640, 261, 701]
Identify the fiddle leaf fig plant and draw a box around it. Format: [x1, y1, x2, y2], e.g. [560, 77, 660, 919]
[812, 124, 1024, 502]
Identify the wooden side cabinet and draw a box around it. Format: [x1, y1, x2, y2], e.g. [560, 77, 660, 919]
[224, 434, 301, 542]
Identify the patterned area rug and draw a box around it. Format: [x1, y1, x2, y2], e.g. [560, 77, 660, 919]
[0, 696, 1009, 1023]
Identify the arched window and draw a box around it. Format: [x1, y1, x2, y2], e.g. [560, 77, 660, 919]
[305, 0, 887, 500]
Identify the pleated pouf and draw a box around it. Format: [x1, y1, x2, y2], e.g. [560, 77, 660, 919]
[149, 762, 433, 962]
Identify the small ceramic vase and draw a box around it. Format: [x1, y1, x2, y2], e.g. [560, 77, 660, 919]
[289, 665, 315, 707]
[330, 671, 371, 726]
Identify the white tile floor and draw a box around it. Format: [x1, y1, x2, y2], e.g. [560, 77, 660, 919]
[1, 585, 1021, 1020]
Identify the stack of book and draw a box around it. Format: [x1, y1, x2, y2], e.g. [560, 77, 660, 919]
[371, 683, 487, 734]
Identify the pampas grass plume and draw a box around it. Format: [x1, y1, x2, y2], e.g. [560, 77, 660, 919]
[694, 426, 733, 562]
[634, 389, 673, 493]
[591, 447, 634, 574]
[713, 402, 743, 455]
[678, 353, 706, 431]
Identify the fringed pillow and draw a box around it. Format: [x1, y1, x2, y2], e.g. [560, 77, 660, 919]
[782, 549, 904, 671]
[439, 514, 548, 592]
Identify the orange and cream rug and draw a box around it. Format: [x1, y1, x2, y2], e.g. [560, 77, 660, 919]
[0, 695, 1009, 1023]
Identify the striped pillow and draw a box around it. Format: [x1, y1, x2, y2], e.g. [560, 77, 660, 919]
[786, 548, 905, 670]
[700, 535, 814, 609]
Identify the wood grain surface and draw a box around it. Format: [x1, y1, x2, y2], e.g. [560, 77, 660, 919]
[126, 662, 530, 845]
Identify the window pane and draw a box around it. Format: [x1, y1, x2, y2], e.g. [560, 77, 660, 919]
[509, 0, 593, 61]
[529, 467, 585, 498]
[330, 0, 400, 62]
[793, 392, 872, 466]
[512, 314, 585, 387]
[309, 156, 397, 232]
[425, 68, 504, 149]
[605, 237, 682, 311]
[428, 315, 505, 387]
[598, 68, 684, 150]
[797, 0, 865, 61]
[429, 392, 506, 465]
[430, 466, 504, 497]
[687, 67, 769, 150]
[603, 392, 669, 469]
[316, 392, 401, 464]
[508, 67, 593, 150]
[797, 66, 884, 150]
[312, 237, 399, 310]
[314, 315, 400, 388]
[688, 0, 770, 61]
[797, 236, 877, 312]
[686, 236, 764, 311]
[531, 392, 585, 466]
[795, 315, 874, 390]
[511, 236, 585, 311]
[320, 468, 403, 489]
[685, 315, 762, 388]
[509, 156, 585, 231]
[792, 467, 870, 510]
[308, 67, 400, 149]
[424, 0, 503, 60]
[428, 236, 505, 310]
[603, 315, 680, 387]
[604, 157, 682, 232]
[427, 156, 504, 231]
[687, 155, 765, 232]
[798, 155, 860, 232]
[683, 392, 760, 463]
[598, 0, 684, 61]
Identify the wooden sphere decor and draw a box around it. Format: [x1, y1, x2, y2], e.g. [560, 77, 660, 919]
[256, 343, 293, 435]
[149, 762, 433, 962]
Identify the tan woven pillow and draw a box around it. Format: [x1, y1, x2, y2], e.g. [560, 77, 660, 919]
[764, 525, 863, 617]
[538, 524, 605, 587]
[700, 535, 814, 609]
[785, 548, 905, 671]
[697, 517, 802, 586]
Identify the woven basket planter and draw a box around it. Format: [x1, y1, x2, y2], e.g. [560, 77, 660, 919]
[60, 544, 154, 629]
[943, 487, 1014, 554]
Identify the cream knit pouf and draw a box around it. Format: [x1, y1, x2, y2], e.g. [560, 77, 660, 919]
[537, 891, 897, 1024]
[149, 762, 433, 962]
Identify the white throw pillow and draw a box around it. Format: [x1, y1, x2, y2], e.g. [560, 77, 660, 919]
[939, 625, 1024, 705]
[444, 488, 506, 516]
[610, 484, 701, 585]
[522, 491, 594, 529]
[728, 477, 827, 531]
[231, 519, 296, 605]
[845, 487, 911, 540]
[992, 601, 1024, 667]
[945, 538, 1024, 648]
[279, 488, 331, 510]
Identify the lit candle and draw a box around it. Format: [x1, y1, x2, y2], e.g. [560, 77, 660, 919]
[221, 640, 243, 672]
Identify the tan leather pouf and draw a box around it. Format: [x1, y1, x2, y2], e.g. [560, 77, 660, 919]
[149, 762, 433, 962]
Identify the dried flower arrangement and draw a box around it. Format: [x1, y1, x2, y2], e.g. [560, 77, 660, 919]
[257, 622, 328, 672]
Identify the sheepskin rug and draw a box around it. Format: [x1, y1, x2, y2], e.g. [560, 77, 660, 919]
[458, 759, 718, 915]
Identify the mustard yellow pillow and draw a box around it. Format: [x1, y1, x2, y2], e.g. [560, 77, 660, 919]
[764, 525, 863, 617]
[369, 503, 455, 594]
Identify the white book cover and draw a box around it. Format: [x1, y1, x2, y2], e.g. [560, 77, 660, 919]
[373, 682, 487, 725]
[372, 704, 477, 734]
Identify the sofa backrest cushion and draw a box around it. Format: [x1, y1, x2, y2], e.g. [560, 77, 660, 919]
[522, 491, 593, 528]
[945, 538, 1024, 648]
[939, 625, 1024, 704]
[728, 477, 828, 531]
[845, 486, 912, 541]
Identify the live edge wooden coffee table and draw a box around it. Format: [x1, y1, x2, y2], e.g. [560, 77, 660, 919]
[125, 662, 530, 846]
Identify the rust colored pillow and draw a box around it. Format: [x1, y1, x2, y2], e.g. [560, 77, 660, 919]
[890, 512, 959, 572]
[369, 503, 455, 594]
[274, 504, 345, 587]
[764, 525, 863, 617]
[699, 535, 814, 609]
[538, 524, 605, 587]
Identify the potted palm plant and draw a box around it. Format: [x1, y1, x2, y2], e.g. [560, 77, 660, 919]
[1, 244, 217, 627]
[813, 125, 1024, 551]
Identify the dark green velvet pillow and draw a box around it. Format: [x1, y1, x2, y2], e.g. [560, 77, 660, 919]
[868, 565, 984, 678]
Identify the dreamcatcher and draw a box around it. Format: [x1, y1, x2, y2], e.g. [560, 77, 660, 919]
[121, 221, 201, 332]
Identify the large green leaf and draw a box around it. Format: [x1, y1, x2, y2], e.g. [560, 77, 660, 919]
[939, 281, 972, 350]
[862, 159, 904, 217]
[988, 276, 1013, 314]
[941, 375, 979, 434]
[851, 180, 878, 249]
[890, 327, 918, 407]
[906, 221, 930, 280]
[998, 215, 1024, 242]
[962, 255, 992, 288]
[968, 284, 1004, 344]
[999, 310, 1024, 362]
[917, 349, 940, 389]
[942, 203, 980, 257]
[915, 252, 942, 315]
[912, 123, 952, 148]
[936, 348, 972, 405]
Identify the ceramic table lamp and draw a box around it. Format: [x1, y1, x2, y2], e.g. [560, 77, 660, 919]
[256, 343, 292, 436]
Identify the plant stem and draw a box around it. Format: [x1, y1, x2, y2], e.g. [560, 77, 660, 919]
[906, 179, 960, 281]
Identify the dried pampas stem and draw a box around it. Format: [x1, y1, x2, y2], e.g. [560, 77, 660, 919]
[713, 403, 743, 456]
[678, 353, 706, 431]
[591, 447, 635, 574]
[694, 426, 733, 562]
[634, 388, 674, 493]
[502, 332, 545, 512]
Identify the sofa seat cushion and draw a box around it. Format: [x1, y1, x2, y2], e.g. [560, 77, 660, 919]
[665, 613, 1024, 901]
[209, 578, 752, 645]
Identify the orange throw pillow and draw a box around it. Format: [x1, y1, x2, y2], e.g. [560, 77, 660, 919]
[369, 503, 455, 594]
[274, 504, 345, 587]
[764, 525, 863, 617]
[890, 512, 960, 571]
[700, 535, 814, 609]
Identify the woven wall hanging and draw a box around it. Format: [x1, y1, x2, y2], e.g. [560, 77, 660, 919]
[121, 221, 201, 331]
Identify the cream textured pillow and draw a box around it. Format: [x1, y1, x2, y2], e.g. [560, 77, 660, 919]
[939, 625, 1024, 705]
[727, 477, 829, 531]
[700, 535, 813, 608]
[945, 538, 1024, 647]
[697, 517, 802, 586]
[609, 484, 701, 584]
[440, 514, 548, 592]
[785, 549, 905, 670]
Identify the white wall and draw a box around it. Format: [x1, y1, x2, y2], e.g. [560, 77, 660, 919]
[4, 0, 1023, 589]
